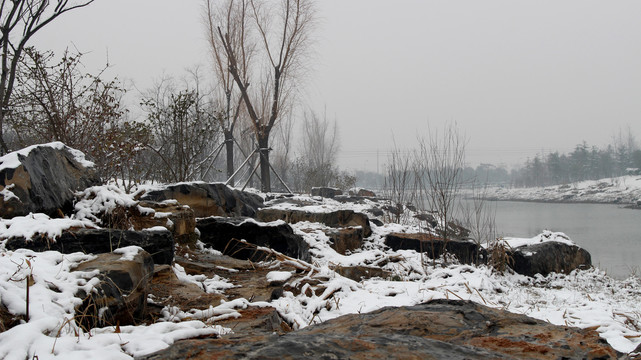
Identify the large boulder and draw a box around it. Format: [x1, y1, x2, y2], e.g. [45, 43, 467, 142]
[196, 217, 310, 262]
[334, 265, 391, 281]
[510, 241, 592, 277]
[139, 299, 620, 359]
[140, 183, 263, 218]
[348, 188, 377, 197]
[311, 187, 342, 198]
[107, 200, 198, 245]
[0, 142, 100, 218]
[5, 228, 175, 265]
[256, 208, 372, 238]
[385, 232, 485, 265]
[326, 227, 364, 255]
[73, 248, 154, 328]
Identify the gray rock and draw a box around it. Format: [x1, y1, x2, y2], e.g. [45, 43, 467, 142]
[385, 232, 485, 265]
[326, 227, 363, 254]
[348, 188, 376, 197]
[0, 143, 100, 218]
[257, 208, 372, 237]
[311, 187, 342, 198]
[334, 265, 391, 281]
[138, 299, 620, 359]
[140, 182, 264, 218]
[196, 217, 310, 262]
[73, 250, 154, 329]
[5, 228, 175, 265]
[511, 241, 592, 277]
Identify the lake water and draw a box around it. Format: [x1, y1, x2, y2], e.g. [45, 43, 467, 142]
[478, 200, 641, 279]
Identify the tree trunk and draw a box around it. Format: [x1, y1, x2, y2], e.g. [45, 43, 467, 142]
[225, 130, 235, 186]
[258, 133, 271, 192]
[0, 110, 8, 154]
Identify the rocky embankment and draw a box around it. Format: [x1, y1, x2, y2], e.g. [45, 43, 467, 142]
[1, 144, 640, 359]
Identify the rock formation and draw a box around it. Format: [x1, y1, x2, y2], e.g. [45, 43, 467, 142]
[257, 208, 372, 237]
[140, 182, 263, 218]
[196, 217, 310, 262]
[385, 232, 485, 265]
[510, 241, 592, 277]
[0, 142, 100, 218]
[73, 249, 154, 328]
[5, 228, 175, 265]
[139, 299, 621, 359]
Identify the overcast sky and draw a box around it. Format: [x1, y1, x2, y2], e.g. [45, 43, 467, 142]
[32, 0, 641, 172]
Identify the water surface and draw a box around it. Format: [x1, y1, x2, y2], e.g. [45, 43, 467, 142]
[485, 201, 640, 279]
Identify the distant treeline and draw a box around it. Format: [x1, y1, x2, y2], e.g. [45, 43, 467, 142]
[509, 140, 641, 187]
[357, 132, 641, 190]
[464, 135, 641, 188]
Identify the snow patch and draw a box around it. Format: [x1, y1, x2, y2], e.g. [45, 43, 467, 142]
[499, 230, 575, 248]
[113, 246, 144, 261]
[0, 142, 94, 172]
[266, 271, 292, 284]
[0, 213, 93, 241]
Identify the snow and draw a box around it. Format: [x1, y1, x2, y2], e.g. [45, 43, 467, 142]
[172, 263, 235, 294]
[0, 213, 94, 241]
[0, 142, 94, 172]
[113, 246, 144, 261]
[74, 185, 139, 224]
[488, 230, 576, 249]
[266, 271, 292, 284]
[485, 175, 641, 204]
[0, 183, 18, 202]
[0, 184, 640, 357]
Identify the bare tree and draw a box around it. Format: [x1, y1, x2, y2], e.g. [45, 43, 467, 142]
[141, 71, 221, 183]
[206, 0, 315, 192]
[7, 47, 150, 185]
[301, 109, 339, 172]
[289, 109, 344, 192]
[459, 177, 497, 264]
[204, 0, 250, 185]
[415, 123, 467, 264]
[383, 140, 416, 224]
[0, 0, 95, 154]
[271, 109, 294, 187]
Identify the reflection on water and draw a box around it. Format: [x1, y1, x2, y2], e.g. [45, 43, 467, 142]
[474, 200, 640, 279]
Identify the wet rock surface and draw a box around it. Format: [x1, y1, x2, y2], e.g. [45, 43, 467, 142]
[139, 299, 620, 360]
[5, 228, 175, 265]
[0, 143, 100, 218]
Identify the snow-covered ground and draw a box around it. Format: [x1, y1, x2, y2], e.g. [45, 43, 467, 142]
[485, 175, 641, 204]
[0, 186, 640, 359]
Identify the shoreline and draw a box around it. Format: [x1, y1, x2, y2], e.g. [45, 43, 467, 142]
[479, 196, 640, 208]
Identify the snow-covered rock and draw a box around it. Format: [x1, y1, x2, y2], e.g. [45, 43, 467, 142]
[0, 142, 100, 218]
[5, 227, 175, 265]
[140, 182, 264, 218]
[73, 248, 154, 328]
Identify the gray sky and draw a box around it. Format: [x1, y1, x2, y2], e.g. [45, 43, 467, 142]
[33, 0, 641, 172]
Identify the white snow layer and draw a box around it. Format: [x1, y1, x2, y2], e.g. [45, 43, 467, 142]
[0, 185, 639, 358]
[0, 142, 94, 172]
[485, 175, 641, 204]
